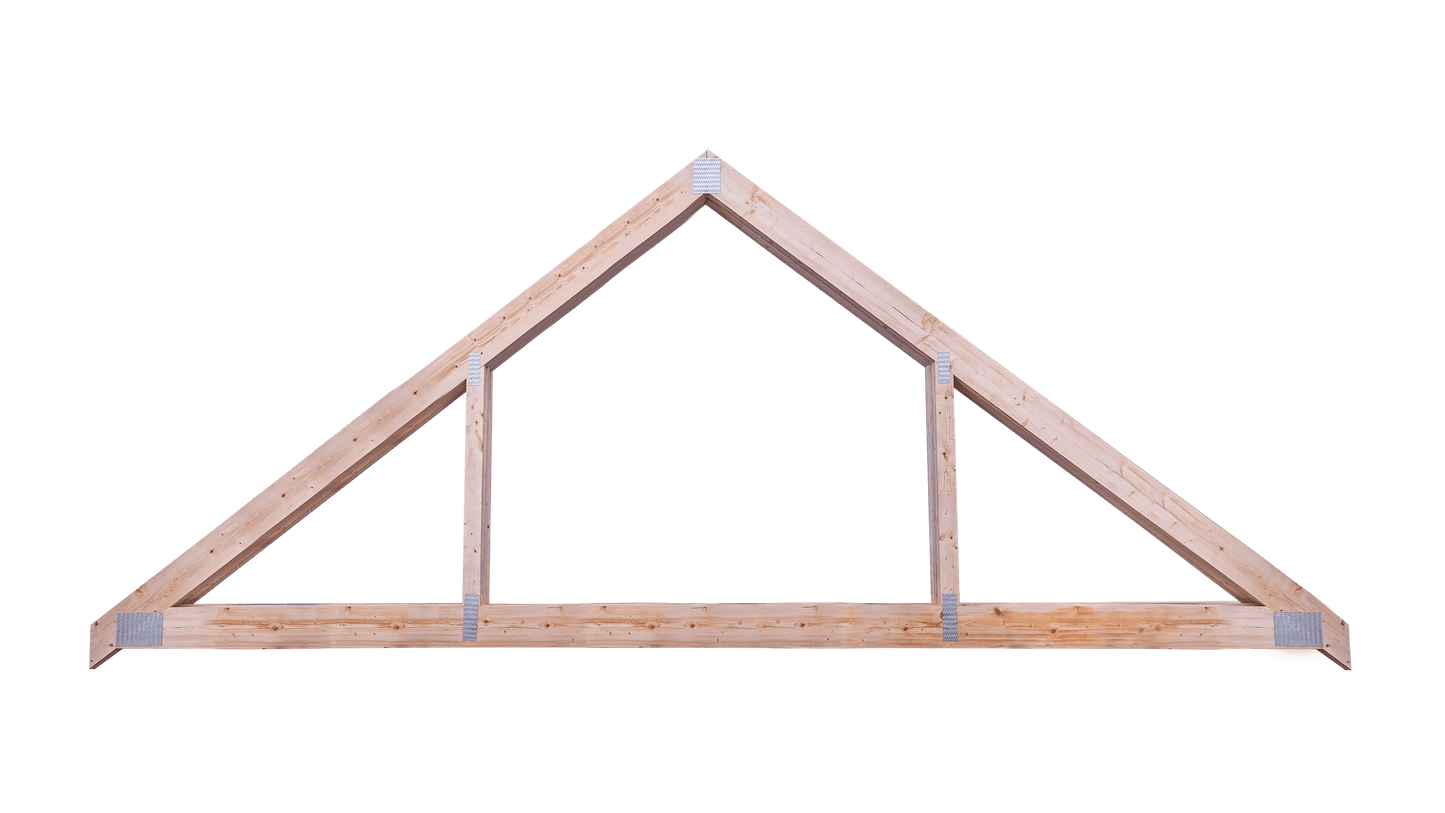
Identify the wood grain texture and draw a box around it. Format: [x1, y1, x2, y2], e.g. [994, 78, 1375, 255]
[90, 157, 708, 667]
[462, 362, 493, 600]
[91, 151, 1349, 670]
[948, 602, 1275, 648]
[154, 602, 1272, 649]
[705, 158, 1349, 669]
[925, 358, 959, 602]
[925, 364, 938, 599]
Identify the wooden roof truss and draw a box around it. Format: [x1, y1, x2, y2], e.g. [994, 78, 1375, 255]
[90, 152, 1351, 669]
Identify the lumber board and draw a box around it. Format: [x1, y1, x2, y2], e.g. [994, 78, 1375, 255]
[705, 159, 1349, 669]
[89, 157, 709, 668]
[947, 326, 1349, 665]
[462, 361, 493, 600]
[925, 364, 939, 599]
[948, 602, 1275, 648]
[153, 602, 1273, 649]
[90, 150, 1349, 670]
[925, 359, 959, 602]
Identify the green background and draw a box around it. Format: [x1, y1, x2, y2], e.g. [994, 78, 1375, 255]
[5, 3, 1439, 808]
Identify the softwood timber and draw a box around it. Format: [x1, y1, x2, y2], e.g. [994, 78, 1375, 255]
[704, 159, 1349, 669]
[925, 355, 959, 603]
[89, 156, 708, 668]
[158, 603, 1273, 649]
[462, 356, 493, 601]
[91, 151, 1349, 670]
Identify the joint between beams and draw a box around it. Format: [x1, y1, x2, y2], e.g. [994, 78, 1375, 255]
[942, 594, 958, 642]
[692, 158, 721, 194]
[462, 594, 480, 641]
[116, 612, 164, 647]
[1273, 611, 1323, 647]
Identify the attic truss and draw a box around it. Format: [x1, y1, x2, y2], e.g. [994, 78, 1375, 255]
[90, 152, 1350, 669]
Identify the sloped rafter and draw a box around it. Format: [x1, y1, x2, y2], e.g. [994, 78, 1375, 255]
[89, 151, 1349, 670]
[703, 159, 1349, 668]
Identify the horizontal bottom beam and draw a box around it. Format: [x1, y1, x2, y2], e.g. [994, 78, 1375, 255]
[153, 603, 1277, 650]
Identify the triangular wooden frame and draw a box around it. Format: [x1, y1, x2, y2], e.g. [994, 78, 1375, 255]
[90, 152, 1350, 669]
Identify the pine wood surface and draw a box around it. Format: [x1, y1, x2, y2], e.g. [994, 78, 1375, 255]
[705, 158, 1348, 668]
[925, 359, 959, 602]
[462, 362, 493, 600]
[89, 157, 708, 668]
[159, 602, 1273, 649]
[89, 152, 1348, 670]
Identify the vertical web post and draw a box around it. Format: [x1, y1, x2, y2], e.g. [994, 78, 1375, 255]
[926, 351, 959, 605]
[463, 353, 493, 624]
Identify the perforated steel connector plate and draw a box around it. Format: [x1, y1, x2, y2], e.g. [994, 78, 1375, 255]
[942, 593, 958, 642]
[692, 158, 721, 194]
[462, 593, 480, 641]
[116, 612, 163, 647]
[467, 354, 482, 387]
[937, 351, 952, 384]
[1274, 612, 1323, 647]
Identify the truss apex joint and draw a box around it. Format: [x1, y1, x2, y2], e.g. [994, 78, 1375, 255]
[692, 158, 721, 194]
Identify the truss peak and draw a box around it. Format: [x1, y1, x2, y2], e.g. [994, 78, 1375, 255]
[89, 152, 1349, 670]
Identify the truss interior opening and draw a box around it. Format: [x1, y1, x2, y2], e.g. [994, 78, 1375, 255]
[490, 210, 928, 603]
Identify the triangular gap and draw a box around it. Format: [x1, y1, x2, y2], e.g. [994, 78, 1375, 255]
[955, 387, 1235, 602]
[203, 396, 464, 603]
[491, 207, 928, 603]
